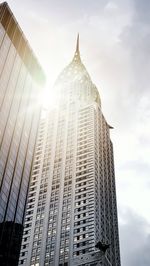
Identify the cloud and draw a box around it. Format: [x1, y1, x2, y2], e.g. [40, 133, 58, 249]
[119, 208, 150, 266]
[133, 0, 150, 24]
[119, 0, 150, 96]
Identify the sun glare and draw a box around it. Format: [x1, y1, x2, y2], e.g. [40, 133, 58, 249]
[41, 85, 58, 110]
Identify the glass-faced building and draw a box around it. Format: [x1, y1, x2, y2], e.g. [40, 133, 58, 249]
[19, 36, 120, 266]
[0, 2, 45, 266]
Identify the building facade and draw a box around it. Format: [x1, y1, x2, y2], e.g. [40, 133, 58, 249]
[19, 36, 120, 266]
[0, 2, 45, 265]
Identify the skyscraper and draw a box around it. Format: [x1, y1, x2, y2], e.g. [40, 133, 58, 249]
[19, 35, 120, 266]
[0, 2, 45, 265]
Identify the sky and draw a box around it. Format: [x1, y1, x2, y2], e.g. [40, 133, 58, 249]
[4, 0, 150, 265]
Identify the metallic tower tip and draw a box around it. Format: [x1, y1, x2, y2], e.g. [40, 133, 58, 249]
[76, 33, 80, 53]
[73, 33, 81, 62]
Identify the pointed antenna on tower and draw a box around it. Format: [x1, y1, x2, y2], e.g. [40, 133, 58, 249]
[76, 33, 79, 53]
[72, 33, 81, 62]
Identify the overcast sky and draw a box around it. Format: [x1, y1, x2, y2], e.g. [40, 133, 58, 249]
[4, 0, 150, 265]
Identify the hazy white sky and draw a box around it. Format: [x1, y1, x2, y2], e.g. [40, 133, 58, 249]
[4, 0, 150, 265]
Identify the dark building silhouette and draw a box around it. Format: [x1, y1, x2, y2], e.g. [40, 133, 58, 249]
[0, 222, 23, 266]
[0, 2, 45, 265]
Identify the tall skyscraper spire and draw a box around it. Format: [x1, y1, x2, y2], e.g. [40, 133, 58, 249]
[76, 33, 80, 53]
[73, 33, 81, 62]
[19, 36, 121, 266]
